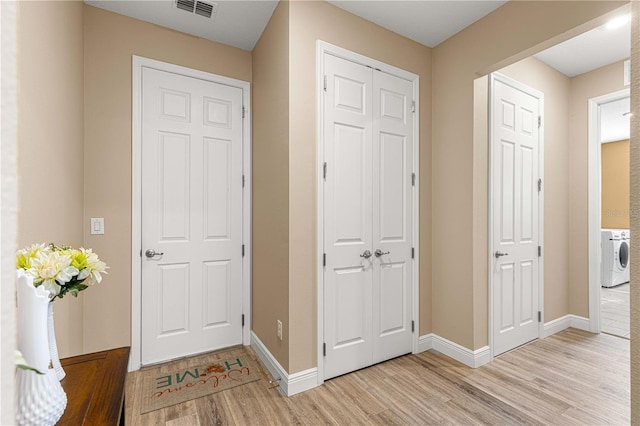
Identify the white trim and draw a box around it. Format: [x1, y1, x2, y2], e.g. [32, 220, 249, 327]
[316, 40, 420, 384]
[315, 42, 324, 385]
[488, 73, 545, 360]
[542, 315, 571, 338]
[587, 89, 630, 334]
[543, 314, 591, 338]
[130, 56, 252, 371]
[624, 60, 630, 86]
[431, 335, 491, 368]
[417, 334, 434, 353]
[0, 1, 18, 421]
[403, 333, 495, 368]
[250, 332, 318, 396]
[569, 315, 590, 332]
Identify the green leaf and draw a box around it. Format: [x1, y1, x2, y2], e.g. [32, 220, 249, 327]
[17, 364, 44, 375]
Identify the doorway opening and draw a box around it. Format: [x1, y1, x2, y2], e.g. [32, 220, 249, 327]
[588, 89, 631, 338]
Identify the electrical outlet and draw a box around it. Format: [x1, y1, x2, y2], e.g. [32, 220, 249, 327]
[277, 320, 283, 340]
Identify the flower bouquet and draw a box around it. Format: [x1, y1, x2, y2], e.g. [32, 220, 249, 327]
[16, 243, 108, 300]
[16, 243, 109, 384]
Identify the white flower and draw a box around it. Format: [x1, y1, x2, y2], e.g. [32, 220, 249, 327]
[72, 247, 107, 285]
[17, 243, 108, 300]
[16, 243, 50, 270]
[26, 250, 78, 297]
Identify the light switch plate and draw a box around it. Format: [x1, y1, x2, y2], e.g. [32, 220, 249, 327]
[90, 218, 104, 235]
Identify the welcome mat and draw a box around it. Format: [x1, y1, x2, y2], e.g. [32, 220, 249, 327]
[140, 354, 260, 414]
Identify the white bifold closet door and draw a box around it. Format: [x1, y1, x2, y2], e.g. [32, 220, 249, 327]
[323, 54, 414, 380]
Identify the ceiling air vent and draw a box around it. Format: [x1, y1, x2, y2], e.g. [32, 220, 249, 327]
[195, 1, 214, 18]
[175, 0, 217, 19]
[176, 0, 195, 13]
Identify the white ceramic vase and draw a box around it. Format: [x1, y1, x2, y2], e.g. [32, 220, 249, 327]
[47, 301, 66, 380]
[16, 271, 67, 426]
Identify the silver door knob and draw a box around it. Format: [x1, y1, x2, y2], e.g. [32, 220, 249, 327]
[494, 251, 509, 258]
[360, 250, 372, 259]
[374, 249, 390, 257]
[145, 249, 164, 258]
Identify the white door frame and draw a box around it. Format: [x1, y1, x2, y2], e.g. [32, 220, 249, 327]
[587, 88, 630, 333]
[488, 72, 545, 360]
[316, 41, 420, 384]
[130, 56, 252, 371]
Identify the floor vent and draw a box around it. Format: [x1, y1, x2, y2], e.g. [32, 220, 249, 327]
[175, 0, 217, 19]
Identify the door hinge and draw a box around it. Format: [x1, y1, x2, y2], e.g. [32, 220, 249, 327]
[411, 172, 416, 186]
[538, 116, 541, 128]
[242, 106, 246, 119]
[139, 249, 142, 257]
[323, 75, 327, 92]
[411, 101, 416, 113]
[323, 162, 327, 180]
[323, 253, 326, 267]
[538, 246, 542, 257]
[242, 174, 245, 188]
[538, 178, 542, 192]
[411, 320, 415, 333]
[323, 342, 326, 357]
[411, 247, 415, 259]
[242, 244, 245, 257]
[242, 314, 245, 327]
[538, 311, 542, 323]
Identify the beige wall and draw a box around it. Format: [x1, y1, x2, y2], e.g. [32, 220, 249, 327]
[500, 57, 571, 323]
[82, 5, 252, 353]
[287, 1, 432, 373]
[16, 0, 636, 385]
[569, 60, 628, 317]
[432, 0, 627, 349]
[252, 1, 291, 371]
[472, 76, 489, 345]
[602, 140, 630, 229]
[17, 0, 85, 357]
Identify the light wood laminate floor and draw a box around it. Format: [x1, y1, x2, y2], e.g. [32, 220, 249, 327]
[602, 283, 630, 338]
[125, 329, 629, 425]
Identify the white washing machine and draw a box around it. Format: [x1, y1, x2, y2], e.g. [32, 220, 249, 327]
[601, 229, 630, 287]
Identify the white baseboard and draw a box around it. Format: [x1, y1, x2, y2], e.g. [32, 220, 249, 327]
[250, 331, 318, 396]
[417, 333, 434, 353]
[543, 315, 571, 337]
[256, 321, 592, 396]
[569, 314, 590, 331]
[543, 314, 590, 337]
[418, 333, 490, 368]
[418, 315, 591, 370]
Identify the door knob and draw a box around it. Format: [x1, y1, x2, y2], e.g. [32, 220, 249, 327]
[494, 251, 509, 259]
[360, 250, 372, 259]
[145, 249, 164, 258]
[374, 249, 390, 257]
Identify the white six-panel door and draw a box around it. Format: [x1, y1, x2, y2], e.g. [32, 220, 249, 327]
[491, 74, 542, 356]
[323, 54, 414, 380]
[372, 71, 414, 363]
[141, 67, 244, 365]
[323, 56, 374, 379]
